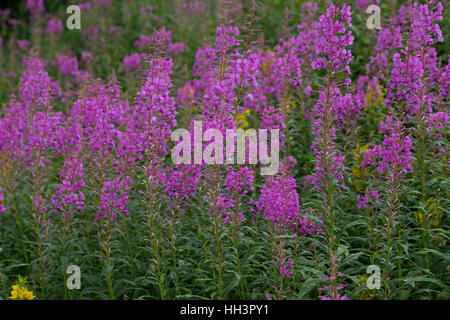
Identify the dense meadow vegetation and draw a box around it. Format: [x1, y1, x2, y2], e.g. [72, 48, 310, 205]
[0, 0, 448, 300]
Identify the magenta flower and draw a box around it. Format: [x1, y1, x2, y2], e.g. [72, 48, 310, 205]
[140, 6, 154, 15]
[386, 2, 443, 116]
[46, 19, 63, 35]
[354, 0, 379, 10]
[0, 187, 5, 212]
[363, 117, 413, 178]
[357, 189, 380, 209]
[81, 52, 93, 62]
[306, 90, 345, 190]
[83, 26, 99, 39]
[312, 2, 354, 72]
[134, 55, 177, 160]
[318, 250, 348, 300]
[78, 3, 92, 11]
[51, 157, 85, 215]
[280, 258, 294, 279]
[26, 0, 45, 13]
[427, 112, 448, 132]
[168, 42, 187, 55]
[159, 164, 201, 203]
[258, 161, 299, 227]
[182, 1, 206, 14]
[55, 55, 78, 75]
[8, 19, 21, 26]
[0, 9, 11, 19]
[439, 58, 450, 99]
[133, 35, 153, 49]
[221, 166, 255, 225]
[53, 55, 87, 81]
[97, 176, 131, 221]
[306, 1, 353, 192]
[17, 40, 30, 50]
[367, 27, 403, 78]
[122, 53, 145, 72]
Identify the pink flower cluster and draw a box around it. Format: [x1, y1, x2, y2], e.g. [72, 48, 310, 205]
[0, 187, 5, 212]
[279, 257, 294, 279]
[312, 2, 354, 72]
[159, 165, 201, 203]
[26, 0, 44, 13]
[51, 157, 85, 216]
[97, 177, 132, 221]
[318, 250, 348, 300]
[363, 118, 413, 178]
[122, 53, 147, 72]
[357, 190, 380, 209]
[221, 166, 255, 225]
[46, 19, 63, 35]
[53, 55, 87, 81]
[258, 160, 299, 227]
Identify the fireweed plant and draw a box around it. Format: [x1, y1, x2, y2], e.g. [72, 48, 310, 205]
[0, 0, 448, 300]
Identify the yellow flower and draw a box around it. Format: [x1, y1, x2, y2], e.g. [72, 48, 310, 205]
[261, 51, 275, 75]
[356, 275, 376, 300]
[417, 198, 442, 227]
[192, 104, 200, 113]
[20, 289, 36, 300]
[284, 98, 297, 113]
[9, 285, 22, 300]
[1, 152, 14, 178]
[184, 86, 194, 99]
[9, 283, 36, 300]
[365, 83, 384, 107]
[353, 180, 363, 192]
[235, 109, 251, 129]
[358, 291, 375, 300]
[351, 144, 370, 190]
